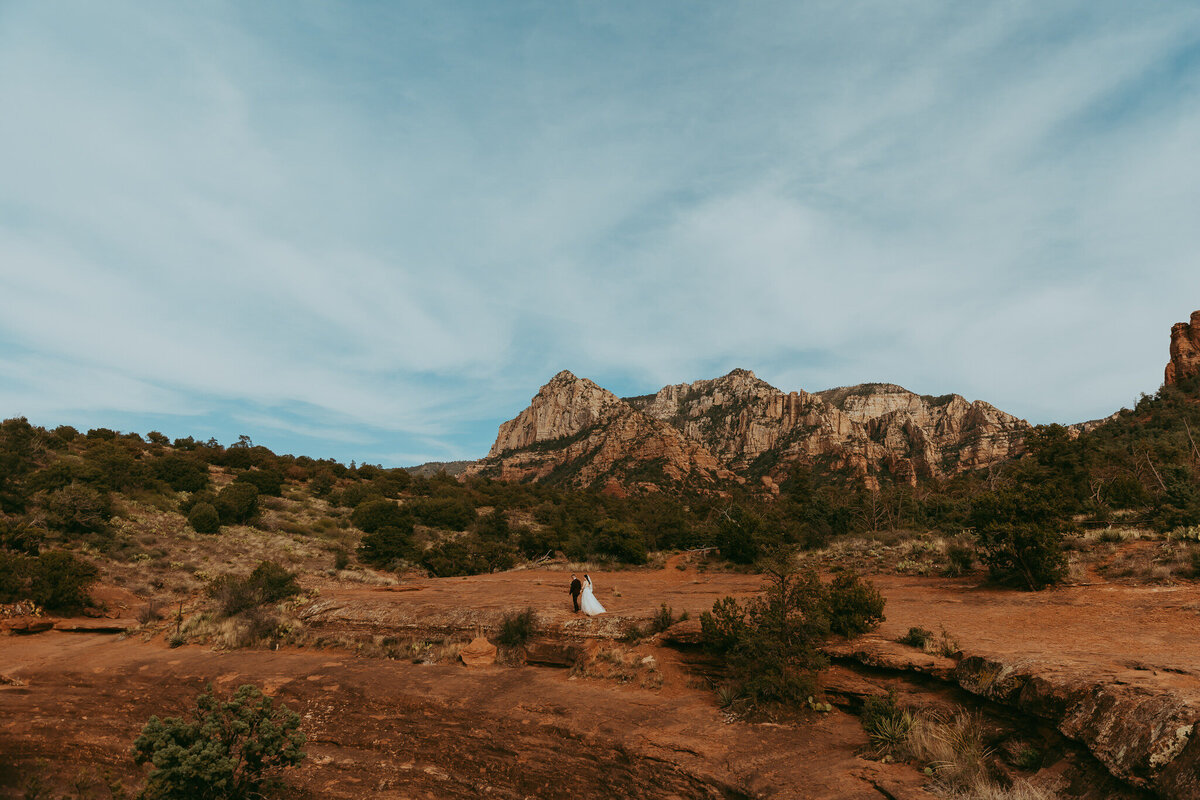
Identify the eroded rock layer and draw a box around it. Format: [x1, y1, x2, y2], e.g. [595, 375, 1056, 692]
[469, 368, 1029, 490]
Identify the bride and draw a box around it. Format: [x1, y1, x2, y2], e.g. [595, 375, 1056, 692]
[579, 573, 606, 616]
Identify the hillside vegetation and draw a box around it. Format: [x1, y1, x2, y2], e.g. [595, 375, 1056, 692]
[1, 374, 1198, 620]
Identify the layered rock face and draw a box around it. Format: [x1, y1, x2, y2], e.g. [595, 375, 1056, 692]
[469, 371, 729, 488]
[1165, 310, 1200, 386]
[470, 368, 1030, 490]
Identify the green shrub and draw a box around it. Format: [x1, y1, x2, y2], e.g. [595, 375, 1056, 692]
[701, 555, 829, 706]
[357, 525, 414, 568]
[154, 455, 209, 492]
[234, 468, 283, 497]
[715, 504, 763, 564]
[45, 483, 111, 534]
[970, 487, 1068, 590]
[701, 549, 885, 708]
[409, 497, 476, 530]
[826, 570, 885, 637]
[0, 516, 44, 555]
[30, 550, 99, 611]
[593, 519, 649, 564]
[0, 550, 32, 603]
[420, 535, 517, 577]
[207, 561, 300, 617]
[133, 683, 305, 800]
[898, 627, 934, 649]
[650, 602, 686, 634]
[861, 691, 913, 756]
[333, 547, 351, 570]
[944, 543, 975, 576]
[249, 561, 300, 603]
[215, 483, 259, 525]
[497, 607, 536, 646]
[330, 483, 379, 508]
[188, 502, 221, 534]
[351, 499, 409, 533]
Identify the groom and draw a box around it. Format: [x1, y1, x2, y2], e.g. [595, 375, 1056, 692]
[568, 573, 582, 613]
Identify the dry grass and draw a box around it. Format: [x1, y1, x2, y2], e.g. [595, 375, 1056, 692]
[803, 532, 971, 577]
[570, 644, 663, 689]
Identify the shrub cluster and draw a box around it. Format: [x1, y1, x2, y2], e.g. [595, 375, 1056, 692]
[207, 561, 300, 618]
[133, 683, 305, 800]
[0, 549, 99, 611]
[701, 549, 885, 707]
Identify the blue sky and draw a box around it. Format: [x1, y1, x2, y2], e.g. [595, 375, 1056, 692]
[2, 2, 1199, 467]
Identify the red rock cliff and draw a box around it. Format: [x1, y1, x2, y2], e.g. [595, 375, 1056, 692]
[1165, 310, 1200, 385]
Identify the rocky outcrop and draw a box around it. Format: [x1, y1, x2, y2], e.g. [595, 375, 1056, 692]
[471, 369, 1030, 490]
[468, 371, 731, 488]
[629, 372, 1028, 488]
[1165, 310, 1200, 386]
[487, 371, 626, 456]
[829, 638, 1200, 799]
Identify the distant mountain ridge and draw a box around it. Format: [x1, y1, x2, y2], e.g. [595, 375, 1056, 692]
[466, 368, 1030, 492]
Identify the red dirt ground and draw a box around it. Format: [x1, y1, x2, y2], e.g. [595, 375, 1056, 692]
[4, 560, 1200, 798]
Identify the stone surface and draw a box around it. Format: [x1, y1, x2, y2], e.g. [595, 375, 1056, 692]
[1165, 310, 1200, 386]
[522, 639, 581, 667]
[1, 616, 56, 635]
[470, 369, 1030, 490]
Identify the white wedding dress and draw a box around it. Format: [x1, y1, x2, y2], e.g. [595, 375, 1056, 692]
[579, 578, 606, 616]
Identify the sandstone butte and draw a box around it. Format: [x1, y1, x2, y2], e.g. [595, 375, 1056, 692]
[1165, 309, 1200, 386]
[467, 367, 1029, 491]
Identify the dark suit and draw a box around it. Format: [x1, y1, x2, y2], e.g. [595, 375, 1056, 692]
[568, 578, 583, 612]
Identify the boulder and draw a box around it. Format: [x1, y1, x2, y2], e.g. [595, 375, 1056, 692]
[660, 618, 704, 647]
[459, 637, 497, 667]
[522, 639, 582, 668]
[1, 617, 55, 635]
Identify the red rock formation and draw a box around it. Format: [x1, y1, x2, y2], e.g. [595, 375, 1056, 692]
[470, 369, 1030, 490]
[1165, 310, 1200, 386]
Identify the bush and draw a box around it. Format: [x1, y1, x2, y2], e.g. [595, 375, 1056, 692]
[898, 627, 934, 648]
[133, 683, 305, 800]
[30, 550, 99, 611]
[188, 502, 221, 534]
[420, 535, 517, 577]
[207, 561, 300, 617]
[715, 504, 763, 564]
[497, 607, 536, 646]
[215, 483, 259, 525]
[0, 550, 31, 603]
[357, 525, 413, 568]
[0, 516, 44, 555]
[944, 543, 975, 577]
[861, 691, 914, 757]
[333, 547, 351, 570]
[45, 483, 111, 534]
[593, 519, 649, 564]
[701, 549, 884, 708]
[351, 499, 410, 533]
[825, 570, 885, 637]
[154, 455, 210, 493]
[970, 487, 1068, 590]
[409, 497, 476, 530]
[234, 468, 283, 497]
[249, 561, 300, 603]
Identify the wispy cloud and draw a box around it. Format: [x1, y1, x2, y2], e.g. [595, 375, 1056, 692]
[2, 1, 1199, 464]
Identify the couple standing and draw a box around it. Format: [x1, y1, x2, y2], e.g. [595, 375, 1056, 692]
[568, 573, 606, 616]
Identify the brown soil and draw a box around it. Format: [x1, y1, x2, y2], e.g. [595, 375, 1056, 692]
[4, 562, 1200, 799]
